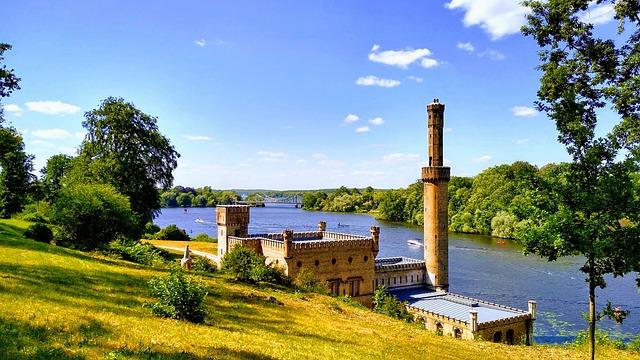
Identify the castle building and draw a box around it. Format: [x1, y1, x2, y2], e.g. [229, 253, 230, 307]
[215, 99, 536, 344]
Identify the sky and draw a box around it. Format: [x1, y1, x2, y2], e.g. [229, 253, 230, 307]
[0, 0, 622, 190]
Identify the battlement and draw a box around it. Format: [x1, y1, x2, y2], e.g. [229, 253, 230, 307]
[421, 166, 450, 183]
[230, 230, 374, 256]
[375, 257, 426, 272]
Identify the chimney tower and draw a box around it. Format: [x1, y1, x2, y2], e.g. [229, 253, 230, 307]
[422, 99, 450, 290]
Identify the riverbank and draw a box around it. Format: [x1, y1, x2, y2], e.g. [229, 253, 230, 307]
[1, 219, 637, 359]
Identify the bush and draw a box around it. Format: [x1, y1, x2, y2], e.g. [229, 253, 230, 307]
[155, 224, 190, 241]
[221, 246, 290, 285]
[295, 267, 327, 293]
[50, 183, 136, 250]
[372, 286, 413, 322]
[147, 268, 208, 323]
[193, 233, 217, 243]
[106, 238, 171, 266]
[24, 222, 53, 243]
[15, 201, 51, 223]
[144, 222, 161, 234]
[191, 256, 217, 273]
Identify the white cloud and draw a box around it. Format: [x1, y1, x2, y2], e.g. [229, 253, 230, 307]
[355, 76, 401, 88]
[355, 126, 370, 133]
[478, 49, 505, 60]
[32, 128, 73, 139]
[3, 104, 22, 114]
[579, 3, 615, 25]
[513, 139, 530, 145]
[344, 114, 359, 124]
[473, 155, 492, 162]
[368, 44, 436, 69]
[184, 135, 213, 141]
[369, 117, 384, 126]
[420, 58, 439, 68]
[407, 75, 423, 83]
[457, 42, 475, 52]
[445, 0, 530, 40]
[25, 101, 80, 115]
[382, 153, 419, 163]
[511, 106, 538, 117]
[194, 39, 206, 47]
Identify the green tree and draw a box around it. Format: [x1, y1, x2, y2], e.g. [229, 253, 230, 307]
[40, 154, 73, 201]
[521, 2, 640, 358]
[0, 128, 34, 217]
[51, 183, 136, 250]
[78, 97, 180, 229]
[0, 43, 21, 120]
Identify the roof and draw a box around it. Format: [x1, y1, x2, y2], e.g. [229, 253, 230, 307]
[375, 257, 425, 271]
[389, 287, 529, 324]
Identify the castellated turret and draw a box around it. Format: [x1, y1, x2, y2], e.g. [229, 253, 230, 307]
[422, 99, 450, 290]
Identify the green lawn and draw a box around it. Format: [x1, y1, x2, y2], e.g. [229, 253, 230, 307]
[0, 219, 636, 359]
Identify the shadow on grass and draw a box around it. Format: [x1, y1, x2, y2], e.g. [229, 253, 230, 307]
[104, 347, 278, 360]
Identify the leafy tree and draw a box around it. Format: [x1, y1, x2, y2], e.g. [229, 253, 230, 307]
[0, 43, 21, 120]
[176, 192, 192, 207]
[78, 97, 180, 229]
[0, 127, 34, 217]
[51, 183, 136, 250]
[521, 2, 640, 358]
[372, 286, 413, 322]
[40, 154, 73, 201]
[154, 224, 190, 241]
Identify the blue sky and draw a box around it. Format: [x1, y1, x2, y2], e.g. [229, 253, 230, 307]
[1, 0, 620, 189]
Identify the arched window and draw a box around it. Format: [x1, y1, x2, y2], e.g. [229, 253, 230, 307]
[348, 257, 353, 264]
[435, 322, 443, 336]
[364, 256, 369, 262]
[296, 261, 302, 268]
[493, 331, 502, 343]
[331, 258, 336, 265]
[314, 259, 320, 266]
[506, 329, 515, 345]
[454, 328, 462, 339]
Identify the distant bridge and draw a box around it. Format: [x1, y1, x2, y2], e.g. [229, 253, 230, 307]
[234, 194, 302, 208]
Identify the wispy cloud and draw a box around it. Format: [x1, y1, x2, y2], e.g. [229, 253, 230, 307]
[511, 106, 538, 117]
[420, 58, 439, 68]
[32, 128, 73, 139]
[478, 49, 505, 61]
[445, 0, 530, 40]
[3, 104, 22, 115]
[513, 139, 530, 145]
[344, 114, 359, 124]
[473, 155, 492, 162]
[194, 39, 206, 47]
[407, 75, 423, 83]
[382, 153, 419, 163]
[184, 135, 213, 141]
[257, 150, 286, 162]
[457, 42, 474, 52]
[355, 76, 400, 88]
[369, 44, 437, 69]
[369, 117, 384, 126]
[579, 3, 615, 25]
[25, 101, 80, 115]
[355, 126, 370, 133]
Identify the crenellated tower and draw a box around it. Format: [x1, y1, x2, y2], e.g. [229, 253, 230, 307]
[422, 99, 450, 291]
[216, 205, 250, 258]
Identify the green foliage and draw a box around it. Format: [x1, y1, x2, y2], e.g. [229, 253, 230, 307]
[295, 267, 327, 293]
[50, 183, 136, 250]
[15, 200, 51, 223]
[144, 222, 160, 234]
[106, 238, 171, 266]
[572, 330, 627, 350]
[191, 256, 217, 273]
[160, 186, 240, 208]
[221, 246, 289, 285]
[147, 268, 208, 323]
[490, 211, 519, 239]
[372, 286, 413, 322]
[153, 224, 190, 241]
[193, 232, 217, 243]
[0, 127, 35, 218]
[40, 154, 73, 201]
[23, 222, 53, 243]
[629, 334, 640, 353]
[77, 97, 180, 229]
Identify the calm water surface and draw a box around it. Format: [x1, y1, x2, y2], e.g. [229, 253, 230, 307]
[155, 206, 640, 343]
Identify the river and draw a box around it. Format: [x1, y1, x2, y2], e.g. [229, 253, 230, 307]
[154, 205, 640, 343]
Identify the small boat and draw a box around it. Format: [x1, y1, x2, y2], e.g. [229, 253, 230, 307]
[407, 239, 423, 247]
[195, 218, 206, 224]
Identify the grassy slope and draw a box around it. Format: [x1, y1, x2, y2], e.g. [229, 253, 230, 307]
[0, 220, 636, 360]
[142, 240, 217, 254]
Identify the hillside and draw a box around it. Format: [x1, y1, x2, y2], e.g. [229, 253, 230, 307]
[0, 219, 635, 360]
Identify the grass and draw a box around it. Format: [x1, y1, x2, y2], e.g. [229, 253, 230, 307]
[0, 219, 637, 360]
[142, 240, 217, 254]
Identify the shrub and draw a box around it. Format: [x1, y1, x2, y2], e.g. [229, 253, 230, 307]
[144, 222, 161, 234]
[490, 211, 518, 239]
[106, 238, 171, 266]
[15, 201, 51, 223]
[147, 268, 208, 323]
[295, 267, 327, 293]
[50, 183, 136, 250]
[155, 224, 190, 241]
[372, 286, 413, 322]
[24, 222, 53, 243]
[193, 233, 217, 243]
[191, 256, 217, 273]
[221, 246, 290, 285]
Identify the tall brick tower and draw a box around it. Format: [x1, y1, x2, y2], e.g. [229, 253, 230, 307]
[216, 205, 250, 258]
[422, 99, 450, 291]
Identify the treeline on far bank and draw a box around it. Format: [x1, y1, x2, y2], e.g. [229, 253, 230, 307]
[302, 161, 640, 239]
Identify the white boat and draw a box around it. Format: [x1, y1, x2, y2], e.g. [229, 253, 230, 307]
[407, 239, 423, 246]
[195, 218, 206, 224]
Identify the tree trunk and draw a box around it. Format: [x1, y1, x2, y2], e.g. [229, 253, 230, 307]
[589, 273, 596, 360]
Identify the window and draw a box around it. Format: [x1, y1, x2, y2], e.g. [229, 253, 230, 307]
[348, 257, 353, 264]
[331, 258, 337, 265]
[435, 322, 443, 335]
[506, 329, 514, 345]
[493, 331, 502, 343]
[314, 260, 319, 266]
[328, 280, 340, 296]
[296, 261, 302, 268]
[454, 328, 462, 339]
[394, 277, 396, 285]
[364, 256, 369, 262]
